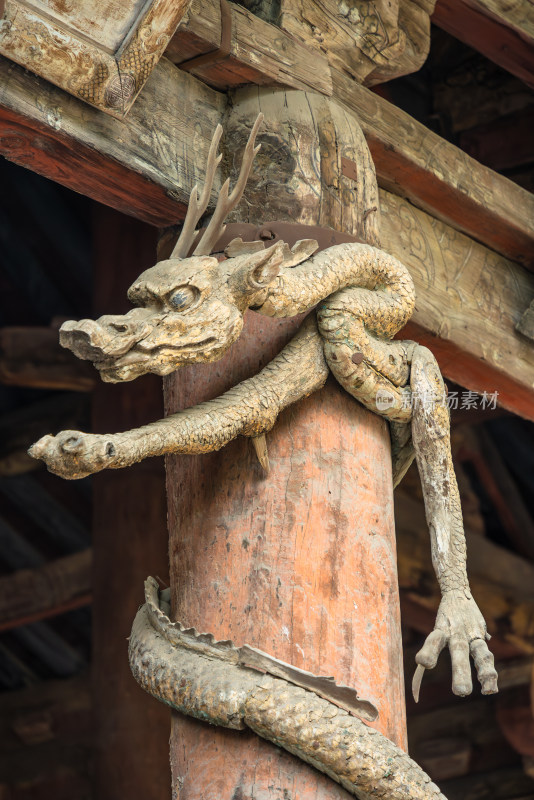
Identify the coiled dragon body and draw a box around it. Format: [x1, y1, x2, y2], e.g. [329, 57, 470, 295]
[131, 578, 446, 800]
[29, 115, 498, 798]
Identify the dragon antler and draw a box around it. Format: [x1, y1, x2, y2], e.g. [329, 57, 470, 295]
[171, 124, 224, 258]
[194, 113, 264, 256]
[171, 113, 264, 258]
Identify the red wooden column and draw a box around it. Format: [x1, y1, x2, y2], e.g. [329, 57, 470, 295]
[165, 88, 407, 797]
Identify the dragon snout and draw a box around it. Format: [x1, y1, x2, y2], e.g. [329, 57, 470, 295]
[60, 319, 109, 361]
[60, 314, 148, 362]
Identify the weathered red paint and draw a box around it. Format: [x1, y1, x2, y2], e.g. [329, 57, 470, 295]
[165, 311, 406, 798]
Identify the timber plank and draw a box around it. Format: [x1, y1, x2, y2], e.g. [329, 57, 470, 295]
[166, 0, 332, 95]
[0, 55, 224, 226]
[0, 550, 92, 633]
[333, 70, 534, 268]
[433, 0, 534, 89]
[0, 326, 96, 391]
[1, 45, 533, 271]
[380, 190, 534, 422]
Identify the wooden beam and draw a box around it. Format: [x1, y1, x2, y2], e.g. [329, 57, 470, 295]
[379, 190, 534, 422]
[166, 0, 332, 95]
[0, 393, 89, 477]
[0, 550, 92, 633]
[433, 0, 534, 89]
[172, 0, 534, 266]
[0, 327, 96, 391]
[1, 41, 533, 270]
[0, 0, 193, 117]
[91, 208, 170, 800]
[517, 299, 534, 341]
[271, 0, 436, 86]
[0, 55, 224, 227]
[333, 70, 534, 269]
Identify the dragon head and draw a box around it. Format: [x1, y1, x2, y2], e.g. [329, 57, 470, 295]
[59, 242, 287, 383]
[57, 113, 284, 383]
[59, 114, 320, 384]
[58, 114, 317, 384]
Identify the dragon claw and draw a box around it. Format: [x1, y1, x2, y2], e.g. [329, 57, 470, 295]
[29, 430, 116, 479]
[414, 592, 498, 701]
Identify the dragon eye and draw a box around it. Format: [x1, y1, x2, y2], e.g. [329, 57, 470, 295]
[168, 286, 198, 311]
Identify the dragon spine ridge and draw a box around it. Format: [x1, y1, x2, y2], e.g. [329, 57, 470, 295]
[129, 579, 446, 800]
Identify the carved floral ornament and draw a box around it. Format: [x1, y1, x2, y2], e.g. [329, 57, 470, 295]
[29, 116, 497, 798]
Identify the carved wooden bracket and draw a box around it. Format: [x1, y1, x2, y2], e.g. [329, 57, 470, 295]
[246, 0, 437, 85]
[0, 0, 194, 116]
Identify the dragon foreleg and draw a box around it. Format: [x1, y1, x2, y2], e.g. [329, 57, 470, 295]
[29, 316, 328, 479]
[409, 345, 498, 700]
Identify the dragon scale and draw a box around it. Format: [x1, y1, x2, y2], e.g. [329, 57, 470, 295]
[130, 578, 446, 800]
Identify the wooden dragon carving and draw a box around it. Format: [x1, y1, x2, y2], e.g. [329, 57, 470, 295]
[29, 115, 498, 797]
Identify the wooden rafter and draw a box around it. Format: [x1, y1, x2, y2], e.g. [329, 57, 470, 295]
[433, 0, 534, 89]
[0, 550, 92, 633]
[0, 327, 96, 391]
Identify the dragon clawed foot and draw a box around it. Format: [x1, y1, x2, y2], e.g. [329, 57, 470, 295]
[29, 430, 117, 479]
[412, 590, 498, 702]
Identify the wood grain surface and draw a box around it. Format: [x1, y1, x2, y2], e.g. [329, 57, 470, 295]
[164, 91, 406, 797]
[0, 0, 193, 115]
[433, 0, 534, 89]
[91, 208, 171, 800]
[165, 313, 407, 797]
